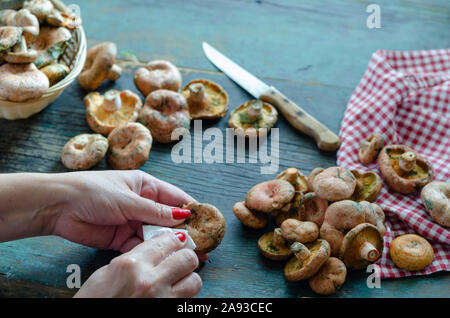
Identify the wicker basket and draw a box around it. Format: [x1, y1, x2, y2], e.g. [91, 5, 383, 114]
[0, 25, 87, 120]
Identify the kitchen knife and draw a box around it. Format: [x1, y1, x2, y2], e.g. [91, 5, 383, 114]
[202, 42, 341, 152]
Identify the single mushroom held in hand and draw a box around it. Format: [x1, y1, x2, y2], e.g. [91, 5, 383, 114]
[421, 181, 450, 227]
[40, 63, 70, 86]
[232, 201, 268, 229]
[280, 218, 319, 243]
[284, 239, 330, 281]
[107, 122, 152, 170]
[290, 242, 311, 262]
[307, 167, 324, 192]
[276, 167, 308, 193]
[181, 79, 229, 119]
[13, 9, 40, 43]
[228, 100, 278, 137]
[78, 42, 122, 90]
[308, 257, 347, 295]
[300, 192, 328, 226]
[390, 234, 434, 271]
[245, 179, 295, 213]
[350, 170, 382, 202]
[339, 223, 384, 270]
[23, 0, 54, 22]
[4, 36, 38, 64]
[312, 166, 356, 201]
[358, 133, 384, 165]
[0, 63, 49, 102]
[258, 230, 292, 261]
[138, 89, 191, 143]
[176, 202, 225, 254]
[61, 134, 108, 170]
[378, 144, 433, 194]
[0, 26, 22, 52]
[84, 89, 143, 136]
[133, 60, 182, 96]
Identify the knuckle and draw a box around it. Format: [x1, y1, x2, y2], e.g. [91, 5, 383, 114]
[180, 249, 199, 269]
[111, 255, 138, 271]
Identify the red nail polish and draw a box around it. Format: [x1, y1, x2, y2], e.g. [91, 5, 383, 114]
[172, 207, 191, 220]
[175, 232, 186, 242]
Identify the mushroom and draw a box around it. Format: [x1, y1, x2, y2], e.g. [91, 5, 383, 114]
[358, 133, 384, 165]
[312, 167, 356, 201]
[308, 257, 347, 295]
[390, 234, 434, 271]
[78, 42, 122, 90]
[300, 192, 328, 226]
[40, 62, 70, 86]
[421, 181, 450, 227]
[0, 10, 16, 26]
[13, 9, 40, 43]
[0, 63, 49, 102]
[339, 223, 384, 270]
[275, 192, 303, 226]
[84, 89, 143, 136]
[30, 26, 72, 68]
[4, 36, 38, 64]
[319, 200, 386, 256]
[232, 201, 268, 229]
[307, 167, 324, 192]
[228, 100, 278, 137]
[257, 231, 293, 261]
[0, 26, 22, 52]
[290, 242, 311, 262]
[138, 89, 191, 143]
[23, 0, 54, 22]
[284, 239, 330, 281]
[176, 202, 226, 254]
[107, 122, 152, 170]
[350, 170, 382, 202]
[133, 60, 182, 97]
[276, 167, 308, 193]
[181, 79, 229, 119]
[378, 144, 433, 194]
[61, 134, 108, 170]
[280, 218, 319, 243]
[245, 179, 295, 214]
[46, 8, 81, 30]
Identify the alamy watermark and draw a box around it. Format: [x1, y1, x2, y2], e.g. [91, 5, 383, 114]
[366, 4, 381, 29]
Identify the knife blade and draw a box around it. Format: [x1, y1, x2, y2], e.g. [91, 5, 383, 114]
[202, 42, 340, 152]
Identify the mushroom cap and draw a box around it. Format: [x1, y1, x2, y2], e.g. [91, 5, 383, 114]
[61, 134, 108, 170]
[78, 42, 119, 91]
[276, 167, 308, 193]
[358, 133, 384, 165]
[280, 219, 319, 243]
[46, 9, 82, 30]
[308, 257, 347, 295]
[421, 181, 450, 227]
[176, 202, 226, 254]
[307, 167, 324, 192]
[13, 9, 40, 43]
[133, 60, 182, 96]
[390, 234, 434, 271]
[275, 192, 303, 226]
[350, 170, 382, 202]
[378, 144, 433, 194]
[232, 201, 268, 229]
[339, 223, 383, 270]
[138, 89, 191, 143]
[23, 0, 54, 22]
[284, 239, 330, 281]
[0, 10, 16, 26]
[0, 26, 22, 52]
[4, 37, 39, 64]
[107, 122, 152, 170]
[300, 192, 328, 226]
[312, 167, 357, 201]
[85, 89, 143, 136]
[258, 231, 293, 261]
[228, 100, 278, 137]
[246, 179, 295, 213]
[181, 79, 229, 119]
[30, 26, 71, 52]
[0, 63, 49, 102]
[40, 63, 70, 86]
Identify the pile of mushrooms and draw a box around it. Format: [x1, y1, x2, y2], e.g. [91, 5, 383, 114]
[233, 166, 388, 295]
[0, 0, 81, 102]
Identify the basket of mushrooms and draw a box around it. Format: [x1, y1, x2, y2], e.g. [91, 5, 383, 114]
[0, 0, 86, 120]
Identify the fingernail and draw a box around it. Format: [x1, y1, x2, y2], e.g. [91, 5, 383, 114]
[175, 232, 186, 242]
[172, 207, 191, 220]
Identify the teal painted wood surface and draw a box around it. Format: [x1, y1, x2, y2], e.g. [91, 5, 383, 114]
[0, 0, 449, 297]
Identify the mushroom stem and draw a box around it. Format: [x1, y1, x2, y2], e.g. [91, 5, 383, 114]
[102, 90, 122, 112]
[107, 64, 122, 81]
[290, 242, 311, 262]
[284, 168, 299, 183]
[246, 100, 263, 121]
[360, 241, 379, 262]
[273, 228, 286, 248]
[13, 36, 27, 53]
[188, 83, 206, 105]
[399, 151, 416, 172]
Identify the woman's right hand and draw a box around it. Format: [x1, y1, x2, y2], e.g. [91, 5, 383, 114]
[74, 232, 202, 298]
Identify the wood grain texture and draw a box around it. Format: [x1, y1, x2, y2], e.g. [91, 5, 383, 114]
[0, 0, 449, 298]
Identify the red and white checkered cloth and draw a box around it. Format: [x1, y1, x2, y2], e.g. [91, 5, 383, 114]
[337, 49, 450, 278]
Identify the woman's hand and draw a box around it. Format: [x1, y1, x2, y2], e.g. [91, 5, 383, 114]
[74, 232, 202, 298]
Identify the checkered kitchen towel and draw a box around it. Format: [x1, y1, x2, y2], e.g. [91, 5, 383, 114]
[337, 49, 450, 278]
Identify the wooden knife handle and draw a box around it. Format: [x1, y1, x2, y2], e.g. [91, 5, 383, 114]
[260, 86, 341, 152]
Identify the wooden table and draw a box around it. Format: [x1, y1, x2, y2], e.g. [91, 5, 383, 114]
[1, 0, 449, 297]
